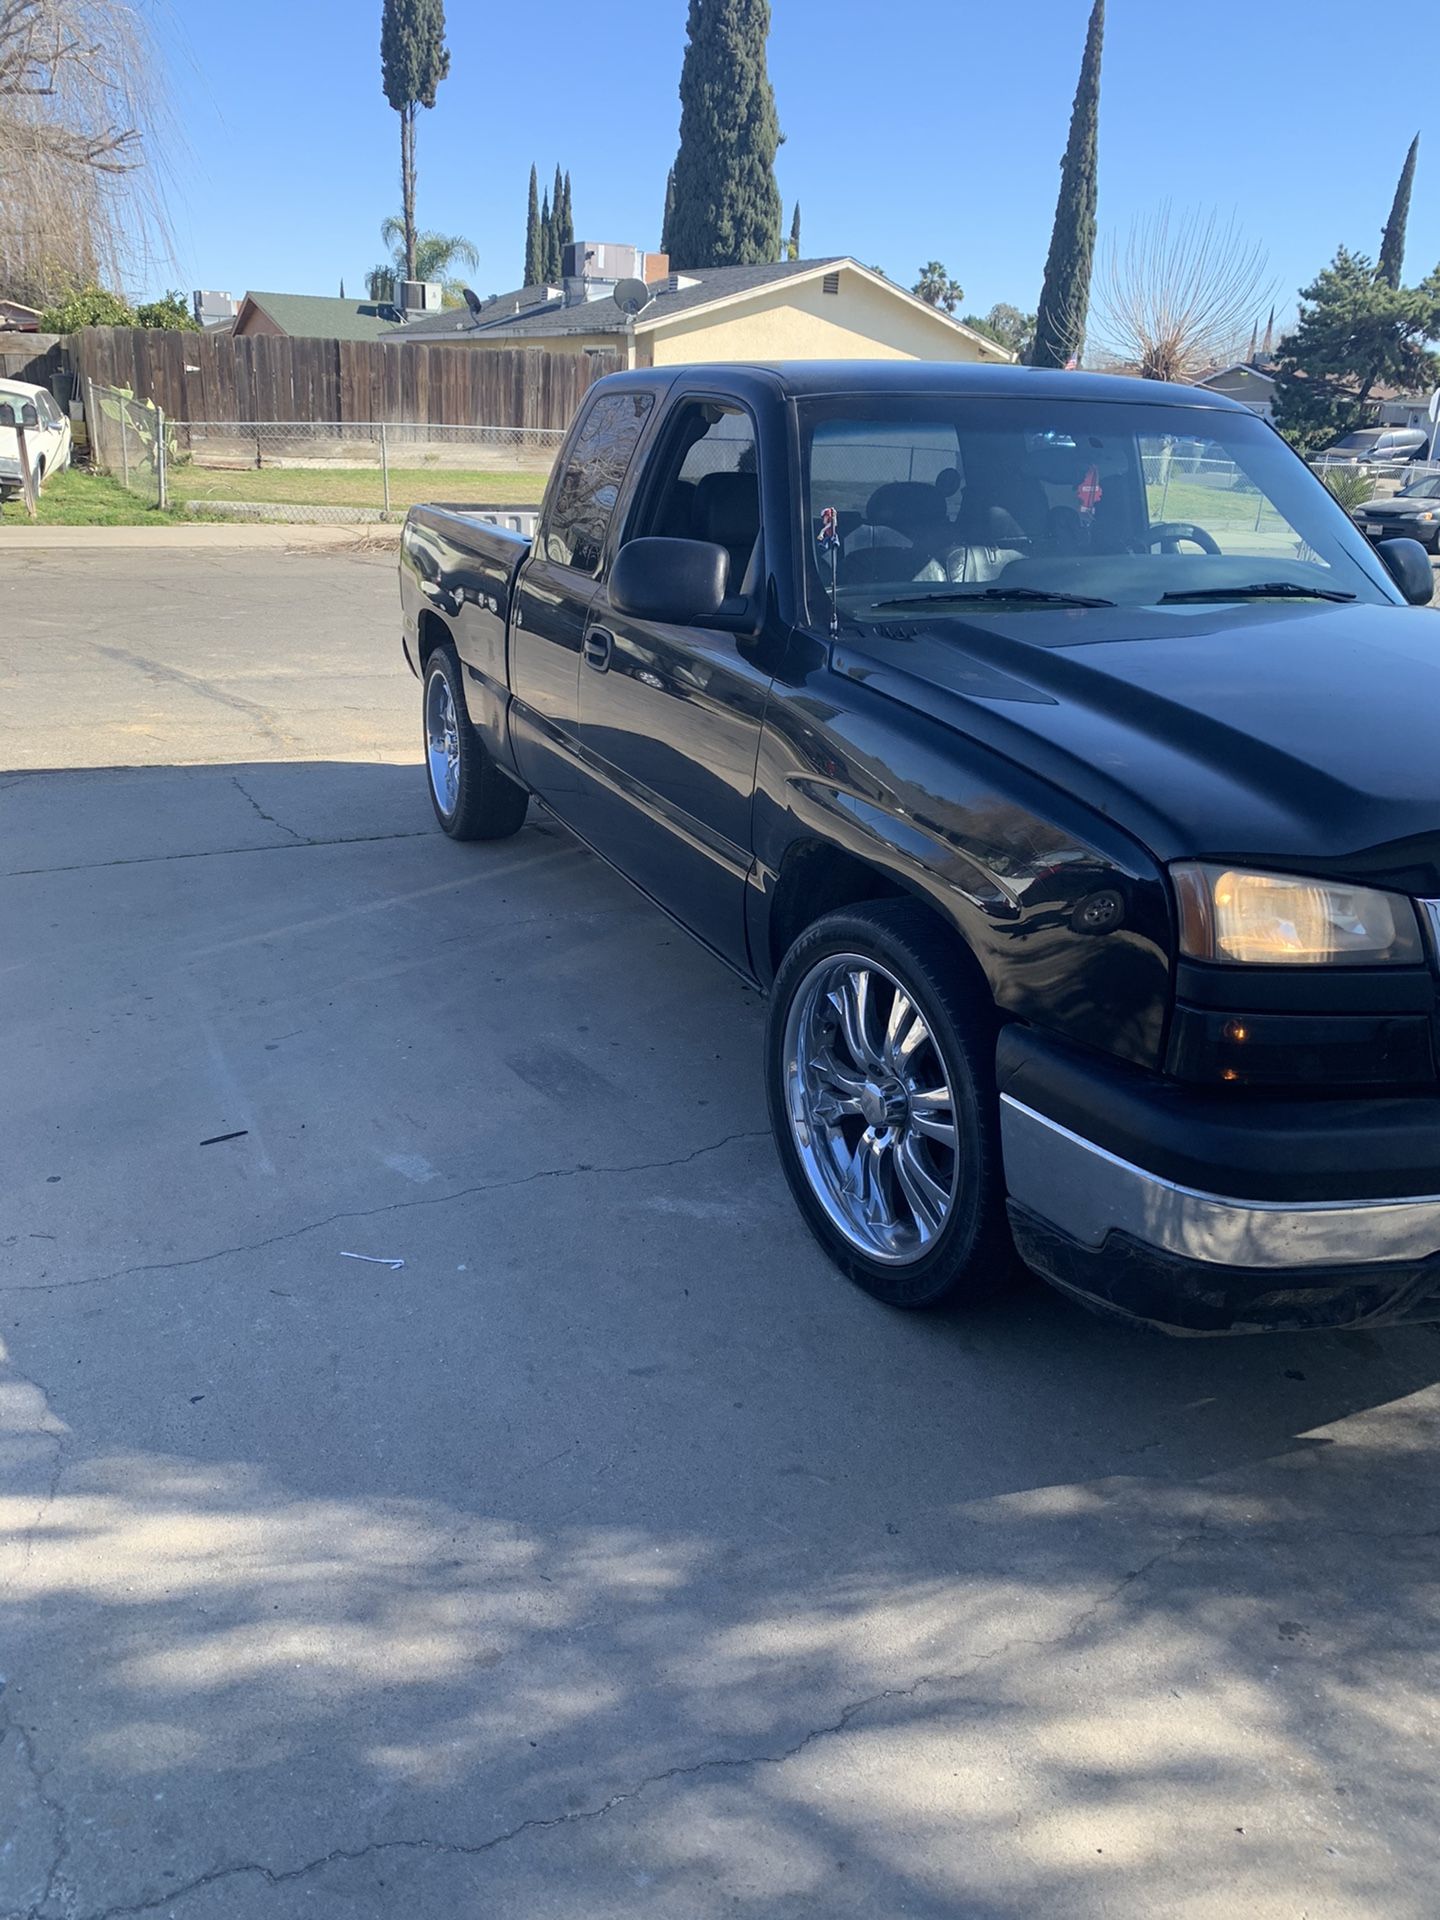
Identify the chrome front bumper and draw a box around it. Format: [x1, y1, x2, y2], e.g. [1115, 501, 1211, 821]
[997, 1025, 1440, 1332]
[1001, 1095, 1440, 1272]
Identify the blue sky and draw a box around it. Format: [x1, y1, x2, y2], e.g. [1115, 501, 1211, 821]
[163, 0, 1436, 327]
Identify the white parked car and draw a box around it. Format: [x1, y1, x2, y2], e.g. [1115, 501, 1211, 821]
[0, 376, 72, 498]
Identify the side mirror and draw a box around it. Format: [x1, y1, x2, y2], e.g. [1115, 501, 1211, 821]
[610, 537, 729, 625]
[1376, 536, 1434, 606]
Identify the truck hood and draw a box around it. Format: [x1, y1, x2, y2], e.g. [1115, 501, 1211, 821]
[836, 600, 1440, 893]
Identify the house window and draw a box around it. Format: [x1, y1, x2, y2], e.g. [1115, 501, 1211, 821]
[822, 272, 840, 295]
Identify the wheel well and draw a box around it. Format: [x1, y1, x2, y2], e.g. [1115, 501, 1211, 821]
[416, 610, 451, 670]
[767, 841, 908, 976]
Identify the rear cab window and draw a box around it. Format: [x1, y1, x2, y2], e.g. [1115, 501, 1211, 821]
[542, 391, 654, 575]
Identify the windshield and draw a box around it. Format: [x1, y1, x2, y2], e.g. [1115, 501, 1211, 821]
[799, 394, 1400, 621]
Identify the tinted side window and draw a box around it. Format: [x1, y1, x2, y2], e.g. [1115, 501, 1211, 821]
[543, 392, 654, 573]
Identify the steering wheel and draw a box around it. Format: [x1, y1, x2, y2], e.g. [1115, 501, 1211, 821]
[1149, 521, 1221, 555]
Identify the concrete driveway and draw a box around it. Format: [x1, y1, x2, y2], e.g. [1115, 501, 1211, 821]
[3, 548, 1440, 1920]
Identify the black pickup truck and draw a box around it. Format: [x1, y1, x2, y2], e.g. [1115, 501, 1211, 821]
[400, 361, 1440, 1334]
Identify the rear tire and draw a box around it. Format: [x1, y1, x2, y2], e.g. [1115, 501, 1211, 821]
[765, 900, 1014, 1309]
[423, 643, 528, 841]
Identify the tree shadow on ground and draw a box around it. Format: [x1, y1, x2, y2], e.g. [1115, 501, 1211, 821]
[3, 759, 1439, 1918]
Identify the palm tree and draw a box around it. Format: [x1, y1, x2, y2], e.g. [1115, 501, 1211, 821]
[913, 261, 964, 313]
[367, 215, 479, 305]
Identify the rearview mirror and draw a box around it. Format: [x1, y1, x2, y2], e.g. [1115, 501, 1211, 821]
[1376, 536, 1434, 606]
[610, 537, 729, 625]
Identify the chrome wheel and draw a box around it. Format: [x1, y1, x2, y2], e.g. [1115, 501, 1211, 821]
[425, 668, 460, 817]
[781, 952, 962, 1266]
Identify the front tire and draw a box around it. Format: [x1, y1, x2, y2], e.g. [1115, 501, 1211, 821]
[423, 644, 528, 840]
[765, 901, 1013, 1309]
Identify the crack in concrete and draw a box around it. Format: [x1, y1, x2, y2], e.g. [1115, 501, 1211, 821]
[0, 1131, 772, 1297]
[62, 1528, 1211, 1920]
[87, 645, 294, 753]
[2, 830, 434, 879]
[228, 777, 302, 843]
[7, 1718, 71, 1920]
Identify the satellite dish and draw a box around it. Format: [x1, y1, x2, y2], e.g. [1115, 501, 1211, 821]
[614, 277, 651, 317]
[461, 287, 483, 315]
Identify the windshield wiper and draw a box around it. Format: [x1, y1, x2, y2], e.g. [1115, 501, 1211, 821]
[1159, 581, 1356, 604]
[873, 585, 1116, 610]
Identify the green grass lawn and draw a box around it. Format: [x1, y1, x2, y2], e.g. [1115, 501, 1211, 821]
[0, 466, 195, 527]
[1145, 475, 1294, 551]
[168, 465, 551, 510]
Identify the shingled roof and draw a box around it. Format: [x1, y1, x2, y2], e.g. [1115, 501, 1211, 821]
[237, 292, 403, 342]
[387, 258, 1008, 359]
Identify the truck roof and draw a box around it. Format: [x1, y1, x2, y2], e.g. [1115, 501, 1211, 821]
[595, 360, 1249, 412]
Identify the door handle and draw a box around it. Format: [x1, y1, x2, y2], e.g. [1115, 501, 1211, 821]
[583, 627, 614, 672]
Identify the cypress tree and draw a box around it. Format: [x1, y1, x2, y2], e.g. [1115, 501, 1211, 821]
[1031, 0, 1103, 368]
[551, 163, 566, 275]
[787, 202, 801, 261]
[539, 188, 553, 284]
[661, 167, 677, 254]
[524, 163, 541, 286]
[668, 0, 782, 269]
[561, 169, 575, 255]
[1378, 134, 1419, 290]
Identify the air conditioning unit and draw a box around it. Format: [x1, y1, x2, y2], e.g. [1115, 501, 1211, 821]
[400, 280, 444, 312]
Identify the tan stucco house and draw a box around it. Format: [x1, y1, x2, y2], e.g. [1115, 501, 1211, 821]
[391, 258, 1011, 367]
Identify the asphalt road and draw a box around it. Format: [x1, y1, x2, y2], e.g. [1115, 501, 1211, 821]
[3, 548, 1439, 1920]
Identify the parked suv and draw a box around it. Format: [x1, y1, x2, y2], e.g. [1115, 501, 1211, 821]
[1317, 427, 1429, 466]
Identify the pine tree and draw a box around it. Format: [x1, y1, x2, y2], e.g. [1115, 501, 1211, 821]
[1379, 134, 1419, 291]
[787, 202, 801, 262]
[1031, 0, 1103, 368]
[524, 163, 541, 286]
[661, 167, 677, 255]
[539, 188, 553, 284]
[668, 0, 782, 269]
[380, 0, 451, 283]
[1274, 246, 1440, 451]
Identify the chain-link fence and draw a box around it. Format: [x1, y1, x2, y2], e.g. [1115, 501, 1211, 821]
[85, 381, 170, 509]
[82, 396, 563, 521]
[169, 419, 563, 522]
[1309, 455, 1440, 497]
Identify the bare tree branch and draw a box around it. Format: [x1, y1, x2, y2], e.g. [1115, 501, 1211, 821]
[0, 0, 173, 307]
[1089, 205, 1276, 383]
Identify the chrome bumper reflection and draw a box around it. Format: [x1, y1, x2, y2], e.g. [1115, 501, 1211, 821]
[1000, 1095, 1440, 1270]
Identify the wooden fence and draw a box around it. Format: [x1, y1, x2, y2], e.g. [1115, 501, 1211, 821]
[0, 334, 68, 386]
[68, 328, 624, 429]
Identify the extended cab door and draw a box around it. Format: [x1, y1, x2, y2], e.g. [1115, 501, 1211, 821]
[576, 398, 774, 971]
[508, 388, 657, 823]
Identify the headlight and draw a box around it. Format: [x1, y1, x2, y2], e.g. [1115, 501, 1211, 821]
[1172, 863, 1424, 966]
